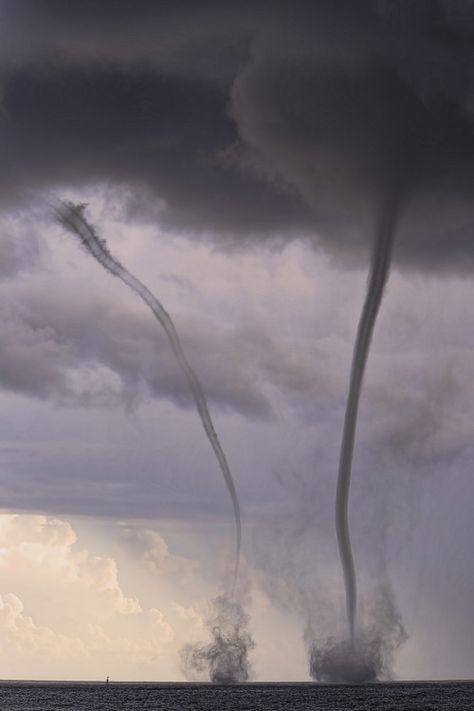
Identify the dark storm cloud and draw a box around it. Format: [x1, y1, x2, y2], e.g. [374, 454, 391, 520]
[0, 61, 311, 238]
[0, 274, 276, 416]
[0, 0, 313, 239]
[0, 0, 472, 268]
[0, 60, 313, 239]
[0, 249, 340, 418]
[0, 199, 344, 419]
[231, 1, 474, 268]
[0, 0, 257, 83]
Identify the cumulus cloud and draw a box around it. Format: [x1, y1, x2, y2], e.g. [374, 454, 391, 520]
[0, 592, 85, 671]
[0, 514, 180, 679]
[0, 514, 142, 616]
[118, 526, 198, 581]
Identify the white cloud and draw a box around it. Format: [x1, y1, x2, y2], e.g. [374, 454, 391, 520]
[0, 514, 179, 679]
[0, 515, 141, 615]
[118, 526, 198, 582]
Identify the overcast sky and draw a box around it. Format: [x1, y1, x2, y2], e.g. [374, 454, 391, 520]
[0, 0, 473, 681]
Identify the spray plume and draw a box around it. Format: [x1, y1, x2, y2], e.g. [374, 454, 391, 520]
[307, 578, 406, 683]
[54, 201, 241, 591]
[181, 594, 254, 683]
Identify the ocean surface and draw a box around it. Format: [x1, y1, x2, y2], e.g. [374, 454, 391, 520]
[0, 681, 472, 710]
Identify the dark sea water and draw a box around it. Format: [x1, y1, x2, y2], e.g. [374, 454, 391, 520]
[0, 681, 472, 710]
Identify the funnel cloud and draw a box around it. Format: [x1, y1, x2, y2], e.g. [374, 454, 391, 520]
[336, 200, 400, 643]
[55, 201, 241, 589]
[229, 2, 474, 677]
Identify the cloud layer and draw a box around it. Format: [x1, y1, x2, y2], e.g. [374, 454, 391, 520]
[0, 1, 472, 269]
[0, 1, 474, 682]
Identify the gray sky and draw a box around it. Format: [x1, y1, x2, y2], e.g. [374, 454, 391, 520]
[0, 0, 473, 681]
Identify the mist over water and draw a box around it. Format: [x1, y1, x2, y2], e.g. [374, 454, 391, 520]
[181, 594, 254, 683]
[307, 583, 406, 683]
[55, 201, 241, 590]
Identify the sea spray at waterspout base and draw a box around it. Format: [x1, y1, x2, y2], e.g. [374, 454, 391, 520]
[181, 593, 254, 683]
[307, 581, 406, 682]
[54, 201, 241, 591]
